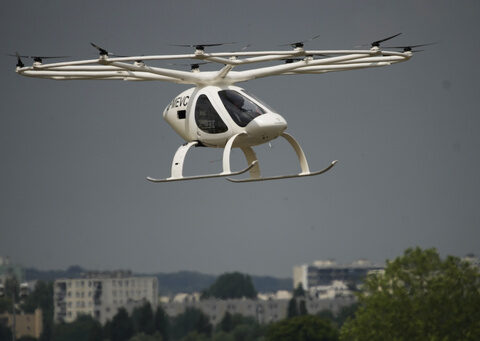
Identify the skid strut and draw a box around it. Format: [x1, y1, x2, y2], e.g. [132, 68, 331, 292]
[227, 132, 337, 182]
[146, 133, 255, 183]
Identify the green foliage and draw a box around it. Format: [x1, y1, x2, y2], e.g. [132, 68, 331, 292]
[217, 312, 257, 334]
[53, 314, 103, 341]
[154, 306, 170, 341]
[286, 298, 298, 318]
[298, 299, 308, 316]
[317, 304, 359, 329]
[293, 284, 306, 298]
[132, 302, 155, 335]
[0, 323, 12, 341]
[180, 331, 210, 341]
[129, 332, 164, 341]
[21, 280, 53, 314]
[171, 307, 212, 340]
[109, 308, 135, 341]
[340, 247, 480, 341]
[287, 296, 307, 319]
[215, 312, 263, 340]
[212, 331, 234, 341]
[4, 277, 20, 300]
[0, 297, 11, 313]
[19, 280, 54, 341]
[267, 315, 339, 341]
[201, 272, 257, 299]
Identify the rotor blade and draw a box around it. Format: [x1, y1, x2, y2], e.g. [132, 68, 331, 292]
[371, 33, 402, 47]
[279, 34, 321, 48]
[8, 53, 69, 65]
[8, 54, 69, 59]
[14, 52, 24, 67]
[169, 42, 237, 50]
[382, 42, 437, 51]
[90, 42, 110, 56]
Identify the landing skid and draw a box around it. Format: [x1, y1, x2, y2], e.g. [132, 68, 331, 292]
[227, 160, 337, 183]
[147, 132, 337, 183]
[147, 161, 257, 183]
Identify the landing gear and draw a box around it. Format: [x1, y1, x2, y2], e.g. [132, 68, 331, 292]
[227, 133, 337, 182]
[146, 132, 337, 183]
[146, 133, 256, 183]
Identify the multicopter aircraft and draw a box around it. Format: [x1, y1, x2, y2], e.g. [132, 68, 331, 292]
[13, 34, 420, 182]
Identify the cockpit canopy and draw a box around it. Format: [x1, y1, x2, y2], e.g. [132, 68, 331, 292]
[218, 90, 265, 127]
[195, 89, 270, 134]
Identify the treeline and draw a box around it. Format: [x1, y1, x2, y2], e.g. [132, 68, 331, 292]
[25, 268, 291, 295]
[32, 303, 345, 341]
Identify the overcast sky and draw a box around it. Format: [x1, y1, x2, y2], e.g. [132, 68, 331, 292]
[1, 1, 479, 278]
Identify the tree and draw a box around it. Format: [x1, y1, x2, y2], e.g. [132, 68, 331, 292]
[154, 306, 170, 341]
[298, 299, 308, 316]
[132, 302, 155, 335]
[293, 284, 306, 298]
[216, 312, 259, 338]
[267, 315, 339, 341]
[287, 298, 298, 318]
[201, 272, 257, 299]
[129, 332, 164, 341]
[180, 331, 210, 341]
[171, 307, 212, 340]
[340, 247, 480, 341]
[53, 314, 103, 341]
[109, 308, 134, 341]
[217, 312, 234, 333]
[21, 281, 54, 341]
[317, 304, 359, 329]
[0, 323, 12, 341]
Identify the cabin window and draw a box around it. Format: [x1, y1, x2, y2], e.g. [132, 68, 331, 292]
[177, 110, 186, 119]
[219, 90, 265, 127]
[195, 94, 228, 134]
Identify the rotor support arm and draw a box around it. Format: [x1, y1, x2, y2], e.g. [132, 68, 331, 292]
[14, 45, 412, 86]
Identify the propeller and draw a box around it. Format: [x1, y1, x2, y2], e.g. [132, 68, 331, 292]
[8, 52, 69, 65]
[382, 42, 437, 52]
[12, 52, 24, 67]
[169, 42, 237, 51]
[371, 33, 402, 47]
[90, 42, 125, 57]
[279, 34, 321, 49]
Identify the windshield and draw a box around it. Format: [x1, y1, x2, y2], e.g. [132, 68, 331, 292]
[218, 90, 265, 127]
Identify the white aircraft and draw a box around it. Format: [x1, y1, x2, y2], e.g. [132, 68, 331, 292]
[13, 34, 421, 183]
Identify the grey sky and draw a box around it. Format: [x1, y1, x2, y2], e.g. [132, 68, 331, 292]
[1, 1, 479, 277]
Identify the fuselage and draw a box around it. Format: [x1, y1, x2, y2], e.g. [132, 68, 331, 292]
[163, 85, 287, 148]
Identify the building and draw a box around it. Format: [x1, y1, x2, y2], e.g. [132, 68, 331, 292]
[160, 291, 355, 325]
[0, 308, 43, 339]
[293, 259, 383, 291]
[54, 271, 158, 325]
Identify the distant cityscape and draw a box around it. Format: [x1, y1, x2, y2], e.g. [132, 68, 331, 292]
[1, 254, 479, 339]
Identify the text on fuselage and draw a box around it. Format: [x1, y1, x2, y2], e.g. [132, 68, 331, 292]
[168, 95, 190, 110]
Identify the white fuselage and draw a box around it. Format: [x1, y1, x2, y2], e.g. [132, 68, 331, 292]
[163, 85, 287, 148]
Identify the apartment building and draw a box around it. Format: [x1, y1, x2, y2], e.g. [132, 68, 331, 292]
[160, 291, 355, 325]
[54, 271, 158, 325]
[293, 259, 383, 291]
